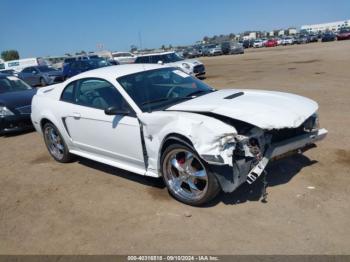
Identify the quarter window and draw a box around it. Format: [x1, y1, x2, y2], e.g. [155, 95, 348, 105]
[61, 82, 76, 103]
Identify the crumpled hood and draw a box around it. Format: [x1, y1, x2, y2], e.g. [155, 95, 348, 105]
[167, 89, 318, 129]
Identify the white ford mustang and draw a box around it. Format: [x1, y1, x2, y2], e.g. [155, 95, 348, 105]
[31, 64, 327, 205]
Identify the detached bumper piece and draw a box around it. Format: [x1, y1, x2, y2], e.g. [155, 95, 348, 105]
[246, 128, 328, 184]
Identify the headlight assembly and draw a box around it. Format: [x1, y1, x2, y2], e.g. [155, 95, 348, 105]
[0, 106, 15, 116]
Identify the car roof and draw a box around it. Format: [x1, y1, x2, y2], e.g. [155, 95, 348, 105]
[136, 51, 175, 57]
[68, 64, 172, 81]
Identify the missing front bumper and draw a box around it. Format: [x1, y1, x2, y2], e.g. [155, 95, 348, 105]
[212, 128, 328, 192]
[246, 128, 327, 184]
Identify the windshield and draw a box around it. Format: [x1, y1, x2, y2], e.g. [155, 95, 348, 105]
[340, 28, 350, 33]
[85, 59, 111, 68]
[0, 77, 32, 93]
[37, 66, 58, 72]
[162, 53, 184, 63]
[117, 68, 214, 112]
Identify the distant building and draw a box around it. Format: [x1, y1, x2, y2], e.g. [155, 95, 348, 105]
[278, 30, 285, 36]
[243, 32, 257, 40]
[301, 19, 350, 33]
[288, 28, 297, 35]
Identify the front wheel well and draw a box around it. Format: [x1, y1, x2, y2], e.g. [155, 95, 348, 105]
[40, 118, 53, 131]
[160, 134, 194, 156]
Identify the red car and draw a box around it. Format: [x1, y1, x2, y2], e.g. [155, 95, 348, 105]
[265, 39, 278, 47]
[337, 28, 350, 41]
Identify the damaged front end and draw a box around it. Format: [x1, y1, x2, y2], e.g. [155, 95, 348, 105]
[202, 114, 328, 193]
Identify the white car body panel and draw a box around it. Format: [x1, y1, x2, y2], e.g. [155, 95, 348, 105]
[112, 52, 136, 64]
[31, 64, 327, 193]
[253, 41, 264, 48]
[167, 89, 318, 129]
[138, 111, 237, 174]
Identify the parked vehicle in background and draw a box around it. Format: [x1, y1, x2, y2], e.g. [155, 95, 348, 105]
[261, 38, 268, 46]
[242, 39, 254, 48]
[208, 45, 223, 56]
[229, 42, 244, 54]
[63, 58, 112, 79]
[309, 34, 319, 42]
[253, 39, 264, 48]
[265, 39, 278, 47]
[295, 35, 310, 44]
[0, 58, 47, 73]
[134, 52, 205, 77]
[276, 38, 283, 45]
[337, 27, 350, 40]
[322, 32, 336, 42]
[0, 73, 36, 134]
[221, 42, 231, 55]
[63, 55, 99, 64]
[18, 66, 64, 87]
[202, 45, 215, 56]
[31, 64, 327, 205]
[183, 48, 199, 58]
[281, 37, 295, 45]
[112, 52, 136, 64]
[0, 69, 18, 76]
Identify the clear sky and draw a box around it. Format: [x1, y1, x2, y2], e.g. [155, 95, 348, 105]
[1, 0, 349, 58]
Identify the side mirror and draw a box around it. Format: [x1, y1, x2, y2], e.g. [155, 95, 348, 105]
[104, 106, 130, 116]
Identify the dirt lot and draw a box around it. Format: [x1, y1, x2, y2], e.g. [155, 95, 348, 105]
[1, 41, 349, 255]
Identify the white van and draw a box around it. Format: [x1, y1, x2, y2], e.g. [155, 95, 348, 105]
[0, 58, 47, 72]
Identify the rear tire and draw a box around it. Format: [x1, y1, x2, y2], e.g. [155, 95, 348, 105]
[161, 143, 220, 206]
[43, 122, 73, 163]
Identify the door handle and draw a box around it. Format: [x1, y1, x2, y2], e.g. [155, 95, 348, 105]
[73, 112, 81, 118]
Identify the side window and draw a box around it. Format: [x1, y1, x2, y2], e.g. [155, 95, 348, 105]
[135, 57, 148, 63]
[150, 55, 162, 63]
[61, 82, 76, 103]
[22, 67, 32, 73]
[75, 78, 130, 110]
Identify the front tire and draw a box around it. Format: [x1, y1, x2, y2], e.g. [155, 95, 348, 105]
[161, 143, 220, 206]
[43, 122, 73, 163]
[40, 77, 47, 87]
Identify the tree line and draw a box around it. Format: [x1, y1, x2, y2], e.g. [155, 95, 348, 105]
[1, 50, 20, 61]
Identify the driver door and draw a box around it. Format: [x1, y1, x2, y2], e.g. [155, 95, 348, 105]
[61, 78, 146, 173]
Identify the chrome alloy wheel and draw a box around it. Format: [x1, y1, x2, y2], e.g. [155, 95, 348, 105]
[44, 126, 64, 160]
[163, 149, 209, 201]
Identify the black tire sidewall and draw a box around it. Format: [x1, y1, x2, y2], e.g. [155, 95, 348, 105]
[40, 78, 47, 87]
[43, 122, 72, 163]
[161, 142, 220, 206]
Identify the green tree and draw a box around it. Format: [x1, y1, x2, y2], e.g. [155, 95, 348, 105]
[1, 50, 20, 61]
